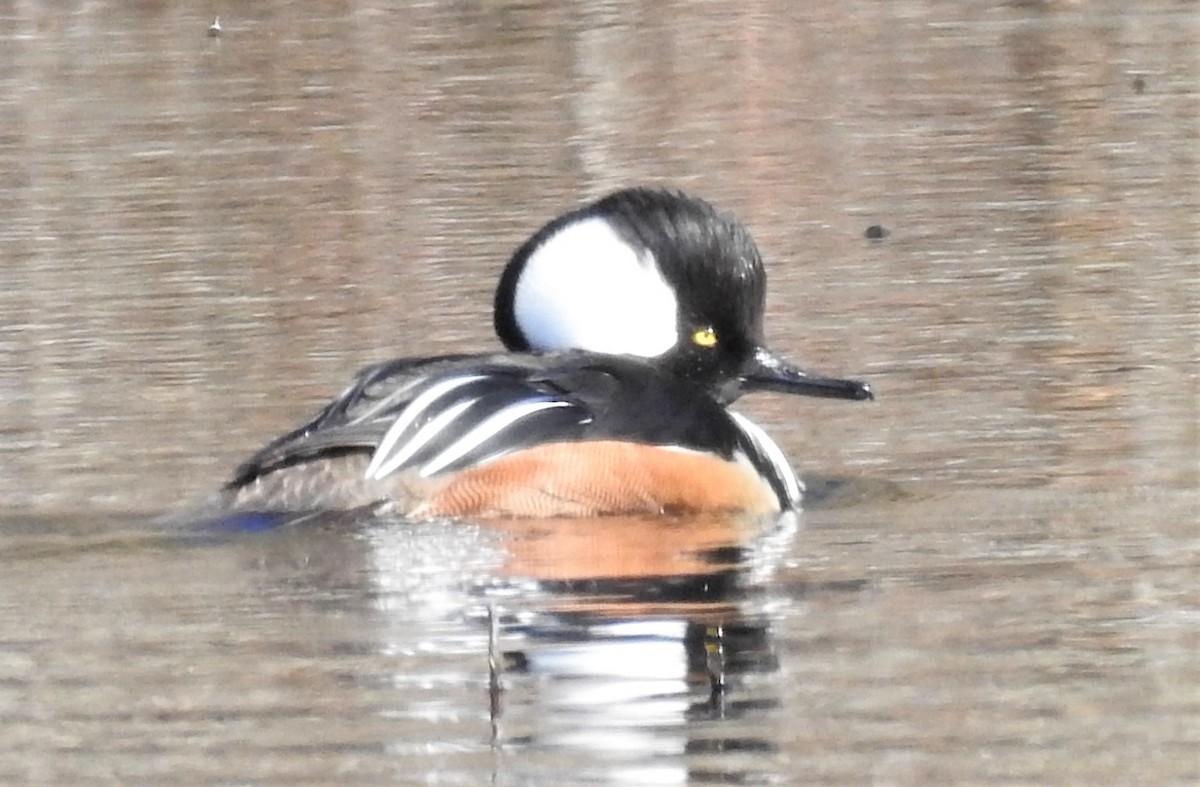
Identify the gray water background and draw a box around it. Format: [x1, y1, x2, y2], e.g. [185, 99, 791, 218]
[1, 2, 1197, 784]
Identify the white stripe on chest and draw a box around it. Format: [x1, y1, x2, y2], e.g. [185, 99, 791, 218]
[728, 411, 804, 508]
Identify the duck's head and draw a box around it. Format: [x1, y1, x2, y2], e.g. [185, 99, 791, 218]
[494, 187, 873, 405]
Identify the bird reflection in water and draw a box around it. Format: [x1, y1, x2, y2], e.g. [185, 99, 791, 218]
[457, 511, 798, 781]
[227, 508, 802, 783]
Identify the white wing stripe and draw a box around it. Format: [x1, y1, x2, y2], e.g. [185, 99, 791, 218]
[364, 374, 484, 479]
[367, 397, 477, 480]
[417, 399, 575, 478]
[728, 411, 803, 507]
[356, 374, 433, 421]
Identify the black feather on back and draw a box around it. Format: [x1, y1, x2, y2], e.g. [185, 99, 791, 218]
[230, 352, 755, 486]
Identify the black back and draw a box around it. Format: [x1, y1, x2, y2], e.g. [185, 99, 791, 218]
[228, 351, 799, 509]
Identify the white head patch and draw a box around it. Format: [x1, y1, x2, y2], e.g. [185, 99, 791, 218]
[513, 216, 678, 357]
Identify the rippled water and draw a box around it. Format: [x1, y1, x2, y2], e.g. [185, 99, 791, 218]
[1, 2, 1197, 784]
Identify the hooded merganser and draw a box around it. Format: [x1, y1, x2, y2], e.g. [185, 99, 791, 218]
[223, 187, 872, 519]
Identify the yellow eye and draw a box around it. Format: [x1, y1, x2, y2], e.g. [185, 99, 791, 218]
[692, 327, 718, 348]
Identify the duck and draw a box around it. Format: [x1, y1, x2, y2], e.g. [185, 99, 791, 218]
[221, 187, 872, 519]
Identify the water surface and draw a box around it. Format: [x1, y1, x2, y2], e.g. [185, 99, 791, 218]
[1, 1, 1197, 783]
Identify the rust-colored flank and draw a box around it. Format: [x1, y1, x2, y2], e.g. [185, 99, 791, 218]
[412, 440, 780, 519]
